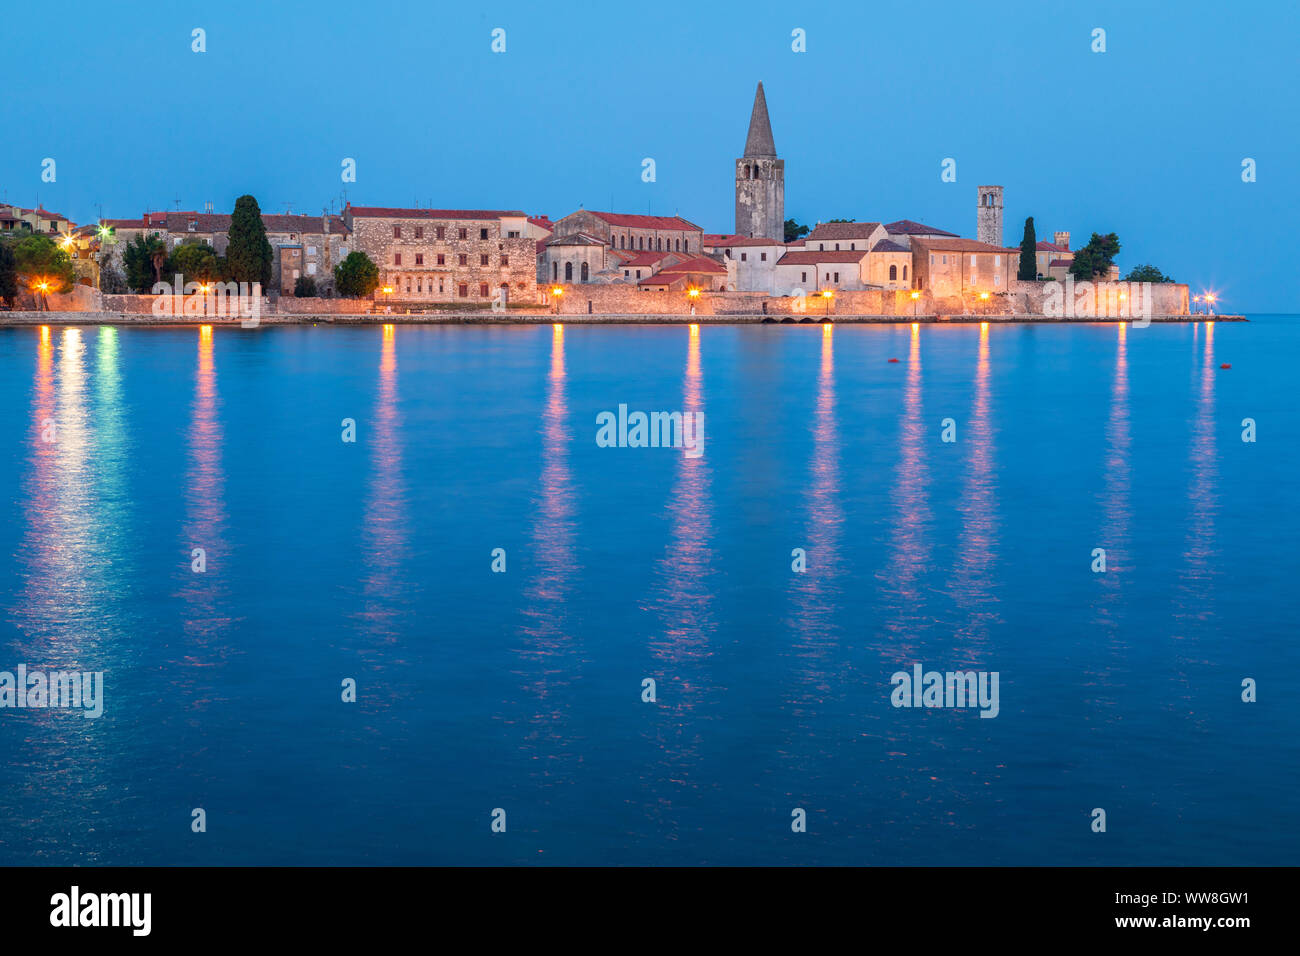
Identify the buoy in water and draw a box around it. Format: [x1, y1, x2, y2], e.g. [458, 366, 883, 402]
[888, 358, 900, 363]
[1220, 363, 1231, 369]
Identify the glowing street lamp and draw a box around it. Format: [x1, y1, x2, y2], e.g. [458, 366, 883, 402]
[550, 285, 564, 315]
[910, 289, 921, 317]
[821, 288, 834, 316]
[686, 286, 700, 315]
[1204, 292, 1217, 316]
[32, 278, 51, 312]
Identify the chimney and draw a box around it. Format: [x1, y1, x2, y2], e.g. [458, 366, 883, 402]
[204, 200, 213, 214]
[1054, 231, 1070, 251]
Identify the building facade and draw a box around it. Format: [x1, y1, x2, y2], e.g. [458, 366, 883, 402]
[912, 237, 1018, 296]
[541, 210, 704, 285]
[344, 205, 537, 305]
[976, 186, 1004, 247]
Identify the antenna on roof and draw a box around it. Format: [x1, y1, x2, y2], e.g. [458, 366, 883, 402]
[283, 202, 294, 214]
[173, 198, 182, 211]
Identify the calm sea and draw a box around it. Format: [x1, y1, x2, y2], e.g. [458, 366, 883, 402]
[0, 318, 1296, 865]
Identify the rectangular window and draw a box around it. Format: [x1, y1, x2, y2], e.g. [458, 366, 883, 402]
[437, 254, 445, 265]
[394, 253, 402, 265]
[415, 227, 424, 239]
[436, 227, 445, 239]
[760, 252, 767, 261]
[307, 263, 317, 275]
[479, 283, 488, 297]
[393, 225, 401, 238]
[415, 254, 424, 265]
[458, 228, 467, 239]
[801, 272, 807, 282]
[994, 273, 1001, 285]
[307, 246, 316, 256]
[458, 254, 467, 266]
[480, 254, 489, 266]
[994, 255, 1001, 266]
[480, 228, 489, 240]
[500, 255, 509, 266]
[741, 253, 747, 262]
[834, 272, 840, 283]
[971, 255, 976, 267]
[458, 283, 468, 297]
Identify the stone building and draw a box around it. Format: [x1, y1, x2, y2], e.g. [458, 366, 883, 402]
[883, 219, 959, 247]
[734, 82, 784, 240]
[976, 185, 1004, 247]
[866, 239, 912, 289]
[541, 210, 704, 285]
[636, 255, 728, 292]
[774, 249, 871, 294]
[1034, 234, 1072, 279]
[344, 205, 537, 306]
[800, 221, 887, 254]
[702, 234, 785, 292]
[0, 203, 72, 236]
[912, 236, 1019, 296]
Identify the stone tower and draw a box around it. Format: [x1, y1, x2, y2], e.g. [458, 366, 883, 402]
[1053, 231, 1070, 251]
[735, 82, 784, 240]
[976, 185, 1003, 246]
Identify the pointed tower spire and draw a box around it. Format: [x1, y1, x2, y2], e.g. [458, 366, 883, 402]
[743, 82, 777, 158]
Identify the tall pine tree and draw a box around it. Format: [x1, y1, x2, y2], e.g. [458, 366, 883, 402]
[1017, 216, 1038, 280]
[226, 195, 272, 287]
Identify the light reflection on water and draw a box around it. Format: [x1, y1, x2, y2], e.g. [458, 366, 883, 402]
[0, 319, 1293, 866]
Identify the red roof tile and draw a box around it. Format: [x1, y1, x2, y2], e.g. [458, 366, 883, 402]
[347, 205, 524, 220]
[587, 211, 701, 231]
[703, 233, 782, 246]
[777, 249, 869, 265]
[885, 219, 958, 237]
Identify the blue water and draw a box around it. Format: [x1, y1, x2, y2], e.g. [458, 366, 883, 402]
[0, 318, 1296, 866]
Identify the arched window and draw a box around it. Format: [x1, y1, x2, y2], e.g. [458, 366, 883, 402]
[657, 238, 662, 251]
[889, 265, 898, 281]
[610, 234, 615, 245]
[682, 240, 688, 253]
[675, 239, 680, 251]
[565, 261, 573, 280]
[581, 262, 589, 281]
[639, 237, 644, 250]
[552, 262, 558, 280]
[744, 165, 751, 179]
[903, 265, 908, 280]
[620, 235, 625, 249]
[753, 165, 760, 180]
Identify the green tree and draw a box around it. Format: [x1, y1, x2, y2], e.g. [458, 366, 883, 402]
[167, 241, 222, 284]
[783, 219, 809, 243]
[294, 275, 317, 297]
[1125, 263, 1173, 283]
[122, 233, 168, 292]
[827, 218, 856, 223]
[0, 242, 17, 306]
[225, 194, 273, 287]
[1068, 232, 1121, 280]
[12, 233, 76, 293]
[1017, 216, 1038, 280]
[334, 251, 380, 298]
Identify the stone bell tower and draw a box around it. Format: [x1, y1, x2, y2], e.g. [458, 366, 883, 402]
[734, 82, 785, 240]
[976, 185, 1004, 246]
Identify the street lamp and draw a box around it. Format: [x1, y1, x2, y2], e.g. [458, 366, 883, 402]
[910, 289, 921, 317]
[550, 285, 565, 315]
[821, 288, 834, 316]
[1204, 292, 1217, 316]
[687, 286, 700, 315]
[33, 279, 50, 312]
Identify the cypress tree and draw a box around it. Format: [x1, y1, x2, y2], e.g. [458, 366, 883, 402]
[1017, 216, 1038, 280]
[226, 195, 272, 287]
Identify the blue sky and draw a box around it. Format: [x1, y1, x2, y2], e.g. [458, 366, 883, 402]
[4, 0, 1296, 311]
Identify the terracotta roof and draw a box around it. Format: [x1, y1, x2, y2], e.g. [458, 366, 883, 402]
[805, 221, 881, 241]
[703, 233, 782, 246]
[871, 239, 910, 253]
[346, 205, 525, 220]
[777, 249, 869, 265]
[28, 208, 69, 222]
[1035, 241, 1067, 252]
[528, 216, 554, 230]
[1049, 259, 1073, 267]
[885, 219, 958, 237]
[653, 255, 726, 274]
[620, 250, 679, 267]
[912, 236, 1017, 253]
[587, 210, 701, 231]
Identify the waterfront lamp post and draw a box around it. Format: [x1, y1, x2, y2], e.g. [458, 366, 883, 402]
[551, 286, 564, 315]
[1204, 292, 1217, 316]
[979, 291, 990, 316]
[821, 288, 833, 316]
[911, 290, 921, 317]
[33, 279, 50, 312]
[687, 286, 700, 315]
